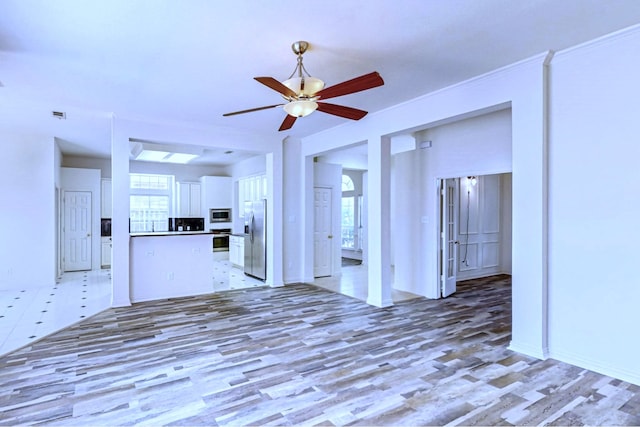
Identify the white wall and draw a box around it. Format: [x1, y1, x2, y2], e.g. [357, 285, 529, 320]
[229, 154, 266, 178]
[0, 133, 57, 289]
[61, 167, 102, 271]
[63, 155, 112, 178]
[317, 149, 368, 170]
[548, 25, 640, 384]
[55, 140, 62, 277]
[391, 147, 420, 287]
[314, 161, 342, 277]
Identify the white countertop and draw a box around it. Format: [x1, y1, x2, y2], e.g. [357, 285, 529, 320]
[129, 231, 214, 237]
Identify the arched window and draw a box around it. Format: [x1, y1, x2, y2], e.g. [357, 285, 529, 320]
[342, 174, 354, 192]
[341, 174, 356, 249]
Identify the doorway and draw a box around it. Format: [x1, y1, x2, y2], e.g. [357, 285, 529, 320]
[438, 173, 512, 297]
[63, 190, 93, 271]
[314, 186, 332, 277]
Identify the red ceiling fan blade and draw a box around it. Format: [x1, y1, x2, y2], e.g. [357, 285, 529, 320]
[255, 76, 297, 99]
[314, 71, 384, 100]
[223, 104, 283, 117]
[316, 102, 368, 120]
[279, 114, 297, 131]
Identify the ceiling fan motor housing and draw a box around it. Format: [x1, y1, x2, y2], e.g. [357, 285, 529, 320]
[291, 41, 309, 55]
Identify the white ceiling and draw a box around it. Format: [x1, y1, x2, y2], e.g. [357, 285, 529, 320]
[2, 0, 640, 164]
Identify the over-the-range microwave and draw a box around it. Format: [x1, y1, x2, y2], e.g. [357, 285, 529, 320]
[210, 208, 232, 223]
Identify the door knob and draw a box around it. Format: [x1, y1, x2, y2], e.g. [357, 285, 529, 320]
[328, 235, 333, 239]
[87, 233, 91, 237]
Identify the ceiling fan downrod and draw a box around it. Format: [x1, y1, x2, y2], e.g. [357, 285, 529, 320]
[287, 40, 313, 80]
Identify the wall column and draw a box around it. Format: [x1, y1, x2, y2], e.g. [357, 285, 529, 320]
[266, 148, 284, 287]
[301, 154, 315, 283]
[508, 55, 551, 359]
[367, 135, 393, 307]
[110, 115, 131, 307]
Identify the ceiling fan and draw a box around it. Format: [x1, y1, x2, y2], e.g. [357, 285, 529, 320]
[223, 41, 384, 131]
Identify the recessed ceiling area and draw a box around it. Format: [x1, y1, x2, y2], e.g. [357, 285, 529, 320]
[129, 140, 259, 167]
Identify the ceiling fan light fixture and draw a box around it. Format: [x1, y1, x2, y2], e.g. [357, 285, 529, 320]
[283, 100, 318, 117]
[282, 76, 325, 98]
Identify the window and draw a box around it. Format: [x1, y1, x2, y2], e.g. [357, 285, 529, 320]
[341, 196, 355, 248]
[129, 173, 174, 232]
[342, 175, 354, 192]
[341, 173, 360, 250]
[357, 195, 364, 250]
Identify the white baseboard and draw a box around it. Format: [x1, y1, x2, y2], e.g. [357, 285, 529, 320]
[111, 297, 132, 307]
[267, 280, 284, 288]
[366, 296, 394, 308]
[549, 349, 640, 386]
[508, 340, 549, 360]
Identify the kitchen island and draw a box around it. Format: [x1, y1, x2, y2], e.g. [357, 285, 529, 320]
[130, 231, 214, 303]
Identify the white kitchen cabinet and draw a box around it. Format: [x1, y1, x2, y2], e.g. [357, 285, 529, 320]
[239, 180, 244, 218]
[177, 182, 201, 217]
[101, 178, 112, 218]
[229, 235, 244, 267]
[101, 236, 112, 268]
[200, 176, 232, 218]
[260, 175, 267, 199]
[237, 174, 267, 217]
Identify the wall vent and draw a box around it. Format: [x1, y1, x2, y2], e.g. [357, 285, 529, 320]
[52, 111, 66, 119]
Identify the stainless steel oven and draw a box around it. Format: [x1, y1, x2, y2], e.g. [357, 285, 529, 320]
[211, 228, 231, 252]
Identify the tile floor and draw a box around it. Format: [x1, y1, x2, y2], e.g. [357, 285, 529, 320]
[0, 255, 264, 357]
[211, 255, 265, 292]
[313, 262, 420, 303]
[0, 268, 112, 357]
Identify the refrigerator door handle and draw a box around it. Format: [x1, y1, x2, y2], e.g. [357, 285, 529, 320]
[250, 213, 255, 243]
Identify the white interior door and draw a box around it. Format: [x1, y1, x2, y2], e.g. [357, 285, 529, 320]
[64, 191, 92, 271]
[314, 187, 332, 277]
[440, 178, 458, 297]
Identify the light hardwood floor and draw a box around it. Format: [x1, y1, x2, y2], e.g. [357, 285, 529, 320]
[1, 275, 639, 426]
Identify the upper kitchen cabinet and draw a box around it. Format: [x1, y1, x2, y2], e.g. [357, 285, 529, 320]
[177, 181, 201, 217]
[237, 174, 267, 217]
[101, 178, 112, 218]
[200, 176, 232, 212]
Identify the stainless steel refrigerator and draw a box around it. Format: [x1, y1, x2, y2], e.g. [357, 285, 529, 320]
[244, 199, 266, 280]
